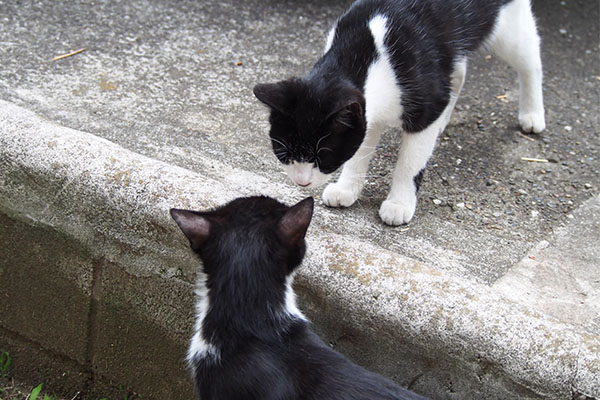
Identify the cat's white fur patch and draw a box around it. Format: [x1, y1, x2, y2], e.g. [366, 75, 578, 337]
[187, 273, 220, 370]
[487, 0, 545, 133]
[284, 161, 331, 188]
[283, 273, 306, 321]
[324, 25, 336, 53]
[365, 15, 403, 127]
[380, 105, 449, 225]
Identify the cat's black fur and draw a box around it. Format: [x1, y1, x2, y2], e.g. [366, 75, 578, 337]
[171, 196, 429, 400]
[254, 0, 512, 178]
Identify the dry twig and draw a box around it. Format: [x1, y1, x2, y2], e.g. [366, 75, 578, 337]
[516, 131, 536, 142]
[520, 157, 548, 163]
[51, 48, 86, 62]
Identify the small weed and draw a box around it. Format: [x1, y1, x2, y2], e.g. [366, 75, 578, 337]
[0, 350, 11, 377]
[28, 383, 58, 400]
[30, 383, 43, 400]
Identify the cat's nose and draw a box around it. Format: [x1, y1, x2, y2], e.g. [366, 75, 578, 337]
[287, 161, 314, 187]
[294, 176, 312, 187]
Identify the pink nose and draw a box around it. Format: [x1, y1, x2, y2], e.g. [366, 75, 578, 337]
[287, 162, 314, 187]
[293, 176, 312, 186]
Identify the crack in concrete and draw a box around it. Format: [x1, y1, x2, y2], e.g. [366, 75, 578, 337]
[83, 259, 104, 392]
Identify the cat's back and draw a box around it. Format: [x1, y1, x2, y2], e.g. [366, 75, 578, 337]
[335, 0, 514, 51]
[286, 329, 429, 400]
[322, 0, 516, 132]
[210, 325, 427, 399]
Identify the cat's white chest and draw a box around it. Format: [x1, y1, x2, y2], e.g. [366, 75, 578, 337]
[364, 15, 403, 128]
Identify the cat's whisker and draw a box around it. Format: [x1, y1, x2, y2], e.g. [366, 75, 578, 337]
[344, 172, 381, 180]
[271, 137, 290, 151]
[315, 132, 333, 151]
[317, 147, 334, 155]
[351, 150, 377, 163]
[338, 120, 354, 129]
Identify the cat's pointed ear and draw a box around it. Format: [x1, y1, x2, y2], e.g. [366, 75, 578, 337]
[278, 197, 314, 246]
[327, 89, 365, 128]
[253, 80, 298, 115]
[170, 209, 211, 250]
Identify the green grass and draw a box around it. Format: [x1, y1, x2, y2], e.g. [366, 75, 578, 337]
[0, 351, 10, 378]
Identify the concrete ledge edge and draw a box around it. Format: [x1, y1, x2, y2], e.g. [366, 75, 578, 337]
[1, 100, 597, 399]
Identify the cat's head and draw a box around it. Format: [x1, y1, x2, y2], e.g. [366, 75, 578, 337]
[171, 196, 314, 281]
[254, 78, 366, 188]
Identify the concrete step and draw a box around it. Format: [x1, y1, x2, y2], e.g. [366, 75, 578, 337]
[1, 100, 598, 399]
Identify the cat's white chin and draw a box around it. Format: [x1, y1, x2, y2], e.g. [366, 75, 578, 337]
[284, 161, 332, 188]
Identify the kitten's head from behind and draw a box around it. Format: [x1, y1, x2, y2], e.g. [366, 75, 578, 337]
[254, 78, 366, 188]
[170, 196, 314, 320]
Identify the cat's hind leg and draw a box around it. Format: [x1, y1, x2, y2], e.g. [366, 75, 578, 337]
[488, 0, 545, 133]
[379, 59, 466, 225]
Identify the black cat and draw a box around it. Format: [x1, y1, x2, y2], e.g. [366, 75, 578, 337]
[254, 0, 545, 225]
[171, 196, 429, 399]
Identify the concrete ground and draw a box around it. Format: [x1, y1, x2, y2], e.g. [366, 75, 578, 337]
[0, 0, 598, 399]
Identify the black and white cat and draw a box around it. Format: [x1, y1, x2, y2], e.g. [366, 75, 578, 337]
[171, 196, 429, 399]
[254, 0, 545, 225]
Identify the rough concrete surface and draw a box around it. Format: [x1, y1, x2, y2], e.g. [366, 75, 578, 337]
[495, 195, 600, 333]
[0, 0, 599, 399]
[1, 100, 599, 399]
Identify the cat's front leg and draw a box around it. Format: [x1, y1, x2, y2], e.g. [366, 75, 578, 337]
[322, 123, 384, 208]
[380, 115, 447, 225]
[322, 177, 363, 208]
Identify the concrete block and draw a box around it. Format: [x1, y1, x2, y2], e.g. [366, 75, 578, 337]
[0, 213, 93, 365]
[92, 261, 196, 399]
[0, 330, 90, 397]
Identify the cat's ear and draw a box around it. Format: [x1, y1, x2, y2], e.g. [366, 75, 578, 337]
[327, 89, 365, 129]
[278, 197, 314, 246]
[170, 209, 211, 250]
[253, 80, 298, 115]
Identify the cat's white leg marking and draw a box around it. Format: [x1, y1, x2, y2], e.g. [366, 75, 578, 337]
[488, 0, 545, 133]
[187, 273, 220, 371]
[379, 59, 466, 225]
[443, 58, 467, 126]
[323, 15, 403, 208]
[379, 117, 443, 225]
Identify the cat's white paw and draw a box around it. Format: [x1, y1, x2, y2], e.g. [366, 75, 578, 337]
[379, 197, 416, 226]
[519, 111, 545, 133]
[322, 182, 359, 208]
